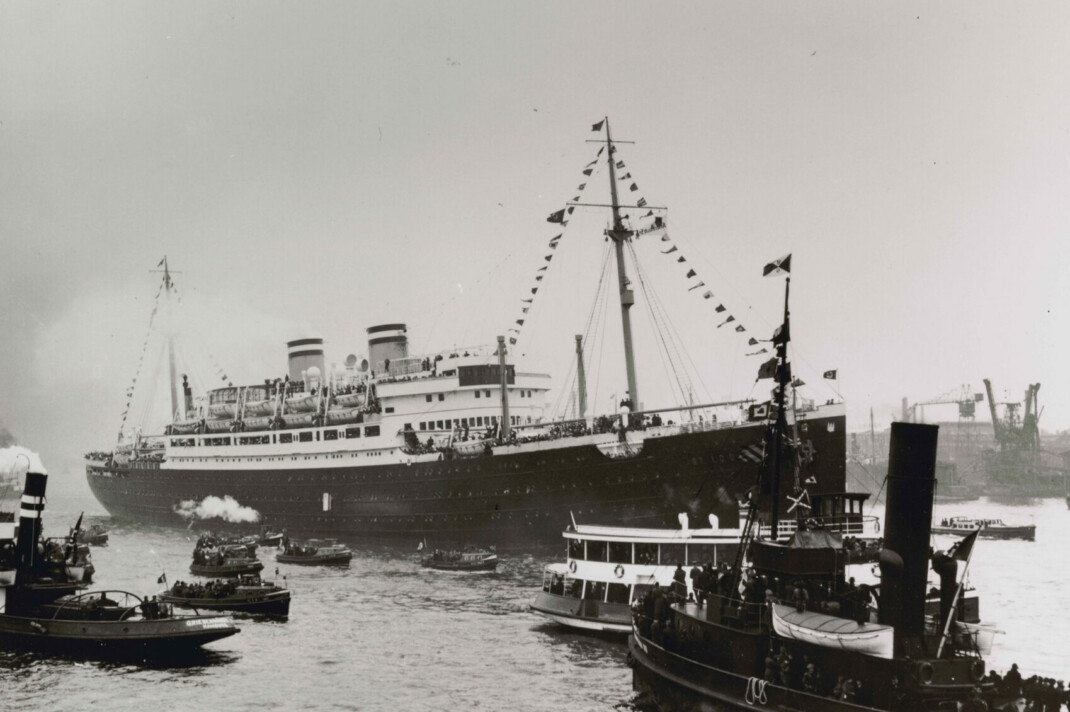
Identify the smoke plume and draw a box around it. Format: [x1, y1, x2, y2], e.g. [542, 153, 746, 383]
[174, 495, 260, 523]
[0, 446, 48, 475]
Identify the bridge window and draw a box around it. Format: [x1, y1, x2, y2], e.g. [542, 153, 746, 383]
[568, 539, 583, 560]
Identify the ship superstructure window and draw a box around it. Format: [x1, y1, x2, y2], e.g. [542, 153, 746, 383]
[426, 395, 433, 402]
[565, 577, 582, 598]
[299, 432, 313, 443]
[365, 426, 380, 437]
[608, 541, 632, 564]
[324, 430, 338, 441]
[586, 539, 607, 562]
[660, 543, 686, 566]
[345, 427, 360, 439]
[607, 583, 630, 604]
[385, 407, 394, 413]
[635, 543, 657, 565]
[475, 391, 481, 398]
[485, 390, 491, 397]
[584, 581, 606, 601]
[438, 393, 445, 401]
[568, 539, 584, 560]
[279, 434, 293, 444]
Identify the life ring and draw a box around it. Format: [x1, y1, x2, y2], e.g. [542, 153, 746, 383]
[970, 660, 985, 682]
[614, 564, 625, 579]
[569, 560, 577, 574]
[917, 662, 934, 685]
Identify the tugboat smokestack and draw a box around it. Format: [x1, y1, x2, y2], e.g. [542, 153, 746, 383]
[878, 422, 938, 656]
[16, 471, 47, 578]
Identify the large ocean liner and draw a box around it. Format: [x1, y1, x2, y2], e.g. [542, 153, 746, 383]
[86, 120, 846, 546]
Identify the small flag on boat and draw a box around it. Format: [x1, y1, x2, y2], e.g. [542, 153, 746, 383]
[763, 253, 792, 276]
[662, 245, 678, 254]
[592, 119, 605, 132]
[616, 160, 625, 169]
[949, 528, 980, 562]
[547, 209, 565, 224]
[637, 198, 648, 207]
[747, 348, 768, 356]
[823, 370, 838, 380]
[735, 325, 746, 332]
[718, 315, 736, 328]
[791, 378, 805, 387]
[975, 393, 984, 402]
[660, 234, 671, 242]
[715, 304, 726, 313]
[748, 337, 759, 346]
[685, 269, 697, 278]
[677, 256, 686, 263]
[703, 291, 713, 299]
[583, 168, 593, 176]
[688, 281, 705, 291]
[630, 183, 638, 192]
[158, 573, 167, 584]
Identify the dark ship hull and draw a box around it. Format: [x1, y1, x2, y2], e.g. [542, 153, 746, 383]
[86, 413, 846, 546]
[0, 613, 239, 656]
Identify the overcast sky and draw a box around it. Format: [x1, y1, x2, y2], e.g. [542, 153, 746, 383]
[2, 1, 1068, 472]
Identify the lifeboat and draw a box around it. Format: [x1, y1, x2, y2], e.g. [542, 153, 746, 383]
[241, 416, 272, 431]
[208, 402, 237, 419]
[282, 413, 315, 428]
[771, 603, 894, 659]
[333, 392, 364, 408]
[243, 399, 275, 417]
[205, 419, 233, 433]
[326, 408, 362, 425]
[170, 420, 203, 435]
[284, 394, 317, 413]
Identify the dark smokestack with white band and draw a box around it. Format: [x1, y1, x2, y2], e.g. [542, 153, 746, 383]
[287, 337, 325, 383]
[367, 323, 408, 375]
[16, 471, 47, 577]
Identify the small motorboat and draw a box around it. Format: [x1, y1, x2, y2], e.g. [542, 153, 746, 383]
[160, 574, 290, 617]
[74, 523, 109, 546]
[191, 541, 263, 577]
[421, 546, 498, 572]
[277, 539, 352, 566]
[772, 603, 894, 659]
[932, 516, 1035, 540]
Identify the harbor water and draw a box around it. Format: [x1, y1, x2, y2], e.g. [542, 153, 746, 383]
[3, 473, 1068, 711]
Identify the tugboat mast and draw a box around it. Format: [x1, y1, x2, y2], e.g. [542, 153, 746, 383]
[769, 277, 791, 539]
[602, 118, 640, 410]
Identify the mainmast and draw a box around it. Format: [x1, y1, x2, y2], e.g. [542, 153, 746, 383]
[769, 277, 791, 539]
[602, 118, 640, 410]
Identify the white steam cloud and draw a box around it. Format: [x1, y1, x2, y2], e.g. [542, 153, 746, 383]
[174, 495, 260, 523]
[0, 446, 48, 476]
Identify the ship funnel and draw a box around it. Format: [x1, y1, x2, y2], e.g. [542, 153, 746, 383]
[287, 337, 325, 383]
[878, 422, 938, 656]
[15, 471, 47, 581]
[367, 323, 408, 376]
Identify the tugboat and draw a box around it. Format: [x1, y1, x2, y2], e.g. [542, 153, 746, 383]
[277, 538, 352, 566]
[190, 536, 263, 577]
[628, 273, 1001, 711]
[932, 516, 1035, 541]
[421, 546, 498, 573]
[0, 467, 240, 656]
[160, 573, 291, 618]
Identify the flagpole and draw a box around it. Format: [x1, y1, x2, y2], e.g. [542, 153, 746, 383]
[936, 530, 979, 657]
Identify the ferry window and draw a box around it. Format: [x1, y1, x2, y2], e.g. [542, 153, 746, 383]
[485, 390, 491, 398]
[365, 426, 380, 437]
[586, 539, 607, 562]
[660, 543, 686, 566]
[608, 541, 632, 564]
[635, 543, 657, 565]
[279, 434, 293, 444]
[324, 430, 338, 441]
[631, 583, 653, 603]
[550, 573, 565, 595]
[607, 583, 630, 604]
[437, 420, 444, 430]
[385, 407, 394, 414]
[568, 539, 584, 560]
[718, 544, 740, 564]
[426, 395, 433, 402]
[438, 393, 445, 402]
[584, 581, 606, 601]
[565, 577, 582, 598]
[688, 544, 717, 566]
[475, 390, 481, 398]
[299, 432, 313, 443]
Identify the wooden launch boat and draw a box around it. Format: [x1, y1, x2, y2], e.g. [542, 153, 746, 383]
[772, 603, 893, 658]
[277, 539, 352, 566]
[421, 547, 497, 572]
[160, 575, 290, 617]
[932, 516, 1035, 540]
[189, 558, 263, 577]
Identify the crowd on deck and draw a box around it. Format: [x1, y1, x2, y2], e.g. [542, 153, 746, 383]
[168, 578, 250, 600]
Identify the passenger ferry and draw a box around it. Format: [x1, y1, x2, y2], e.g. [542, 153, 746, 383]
[530, 514, 743, 633]
[932, 515, 1035, 541]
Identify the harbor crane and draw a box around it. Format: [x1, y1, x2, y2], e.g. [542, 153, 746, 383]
[983, 379, 1041, 451]
[902, 385, 982, 424]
